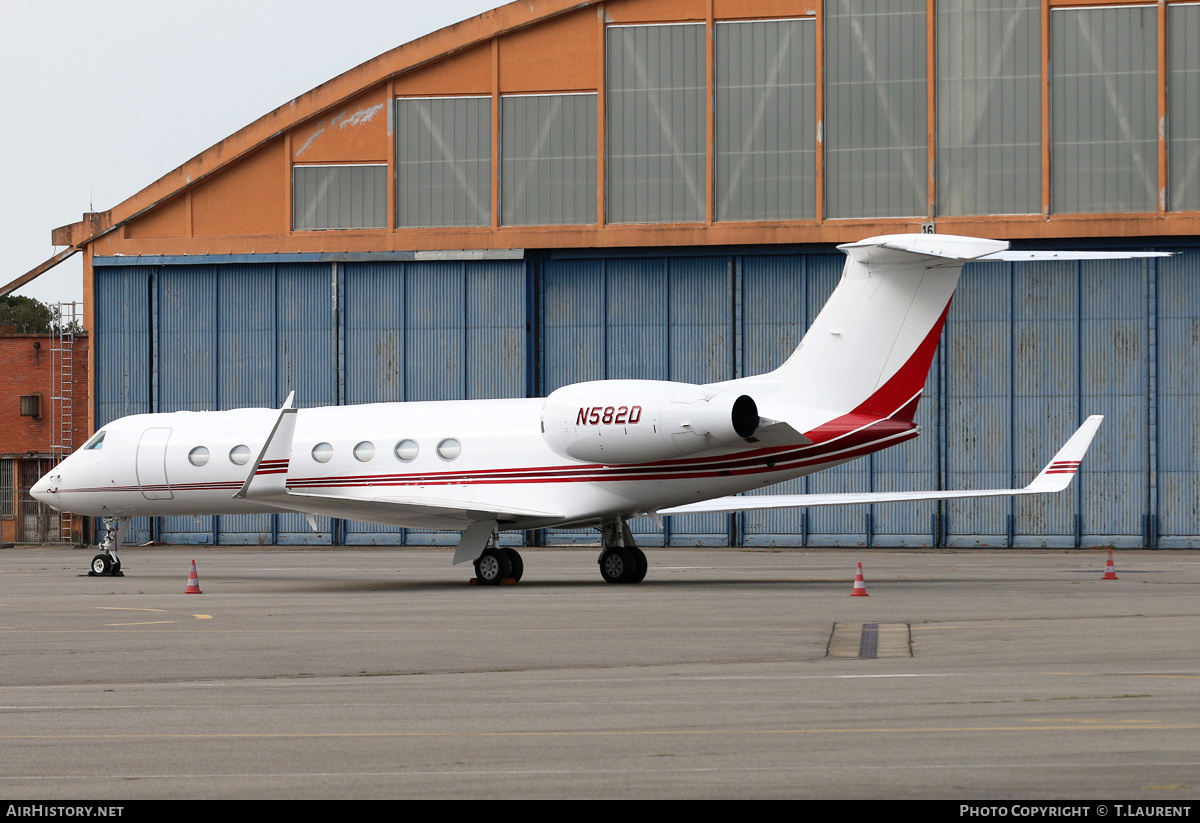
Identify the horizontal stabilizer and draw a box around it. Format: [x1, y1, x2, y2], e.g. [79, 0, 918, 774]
[655, 416, 1103, 517]
[979, 250, 1173, 262]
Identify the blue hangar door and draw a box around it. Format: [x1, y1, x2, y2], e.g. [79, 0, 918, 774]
[93, 247, 1199, 549]
[92, 257, 528, 547]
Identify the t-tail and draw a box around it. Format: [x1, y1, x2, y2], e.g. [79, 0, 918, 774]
[733, 233, 1169, 427]
[734, 234, 1008, 423]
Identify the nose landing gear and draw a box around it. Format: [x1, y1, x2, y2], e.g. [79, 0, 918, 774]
[89, 517, 128, 577]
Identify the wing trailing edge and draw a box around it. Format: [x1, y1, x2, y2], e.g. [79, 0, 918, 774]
[652, 415, 1103, 517]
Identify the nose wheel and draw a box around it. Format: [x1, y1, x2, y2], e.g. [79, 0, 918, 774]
[90, 553, 122, 576]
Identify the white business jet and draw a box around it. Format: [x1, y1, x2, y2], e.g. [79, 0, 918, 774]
[33, 234, 1157, 584]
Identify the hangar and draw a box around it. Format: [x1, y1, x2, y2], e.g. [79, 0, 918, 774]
[38, 0, 1200, 549]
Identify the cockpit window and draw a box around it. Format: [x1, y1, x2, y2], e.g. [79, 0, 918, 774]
[83, 431, 106, 450]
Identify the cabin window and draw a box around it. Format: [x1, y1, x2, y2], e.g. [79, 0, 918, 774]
[311, 443, 333, 463]
[229, 445, 251, 465]
[353, 441, 376, 462]
[394, 440, 418, 462]
[436, 438, 462, 461]
[188, 446, 210, 467]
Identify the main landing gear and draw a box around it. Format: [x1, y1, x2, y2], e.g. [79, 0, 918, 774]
[473, 544, 524, 586]
[597, 521, 647, 584]
[89, 517, 128, 577]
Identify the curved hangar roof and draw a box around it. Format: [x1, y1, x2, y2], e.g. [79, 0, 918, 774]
[52, 0, 1200, 262]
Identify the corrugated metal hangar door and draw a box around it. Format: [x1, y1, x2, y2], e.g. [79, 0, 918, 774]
[93, 247, 1200, 548]
[93, 258, 527, 546]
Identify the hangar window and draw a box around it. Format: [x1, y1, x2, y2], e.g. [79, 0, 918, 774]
[436, 438, 461, 461]
[824, 0, 928, 218]
[353, 441, 376, 462]
[395, 96, 491, 228]
[1168, 3, 1200, 212]
[501, 94, 597, 226]
[229, 445, 251, 465]
[188, 446, 210, 467]
[715, 19, 817, 221]
[311, 442, 334, 463]
[936, 0, 1040, 216]
[606, 23, 705, 224]
[394, 439, 418, 462]
[293, 164, 387, 231]
[1051, 4, 1157, 214]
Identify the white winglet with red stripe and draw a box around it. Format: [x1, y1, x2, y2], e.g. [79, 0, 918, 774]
[1023, 414, 1104, 493]
[654, 415, 1104, 517]
[232, 391, 297, 501]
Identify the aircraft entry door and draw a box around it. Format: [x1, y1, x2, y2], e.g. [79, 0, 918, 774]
[136, 427, 174, 500]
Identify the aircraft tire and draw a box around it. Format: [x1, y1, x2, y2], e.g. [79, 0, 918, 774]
[474, 547, 512, 586]
[628, 547, 647, 584]
[501, 548, 523, 583]
[90, 554, 112, 576]
[599, 547, 635, 584]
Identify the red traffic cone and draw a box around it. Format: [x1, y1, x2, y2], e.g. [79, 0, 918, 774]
[1102, 549, 1118, 580]
[851, 562, 869, 596]
[185, 559, 203, 594]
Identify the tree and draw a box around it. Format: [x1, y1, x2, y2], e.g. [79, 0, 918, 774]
[0, 296, 53, 333]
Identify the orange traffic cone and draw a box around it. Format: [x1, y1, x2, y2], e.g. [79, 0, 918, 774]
[851, 562, 869, 596]
[1102, 549, 1118, 580]
[185, 559, 203, 594]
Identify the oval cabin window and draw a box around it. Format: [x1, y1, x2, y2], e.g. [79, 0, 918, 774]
[311, 443, 334, 463]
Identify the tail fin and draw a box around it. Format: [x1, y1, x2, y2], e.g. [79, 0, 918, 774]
[744, 234, 1008, 421]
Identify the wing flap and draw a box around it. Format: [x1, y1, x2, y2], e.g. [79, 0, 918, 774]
[277, 490, 563, 530]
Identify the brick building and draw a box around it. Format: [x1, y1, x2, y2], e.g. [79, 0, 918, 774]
[0, 331, 89, 544]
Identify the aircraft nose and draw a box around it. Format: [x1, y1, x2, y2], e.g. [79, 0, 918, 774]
[30, 472, 59, 506]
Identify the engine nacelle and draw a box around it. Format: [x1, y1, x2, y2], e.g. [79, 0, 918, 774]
[542, 380, 759, 464]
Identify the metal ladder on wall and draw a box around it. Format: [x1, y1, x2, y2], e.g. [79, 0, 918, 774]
[50, 303, 78, 544]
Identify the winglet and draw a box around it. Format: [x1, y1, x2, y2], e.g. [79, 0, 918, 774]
[233, 393, 299, 500]
[1024, 415, 1104, 493]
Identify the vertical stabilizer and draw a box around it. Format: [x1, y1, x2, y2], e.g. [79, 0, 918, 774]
[743, 234, 1008, 421]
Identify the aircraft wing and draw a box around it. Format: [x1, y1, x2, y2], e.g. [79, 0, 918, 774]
[264, 490, 562, 530]
[654, 415, 1103, 517]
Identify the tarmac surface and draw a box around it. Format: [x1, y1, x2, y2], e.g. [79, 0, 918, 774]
[1, 544, 1198, 799]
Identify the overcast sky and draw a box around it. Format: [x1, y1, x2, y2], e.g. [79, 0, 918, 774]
[0, 0, 503, 305]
